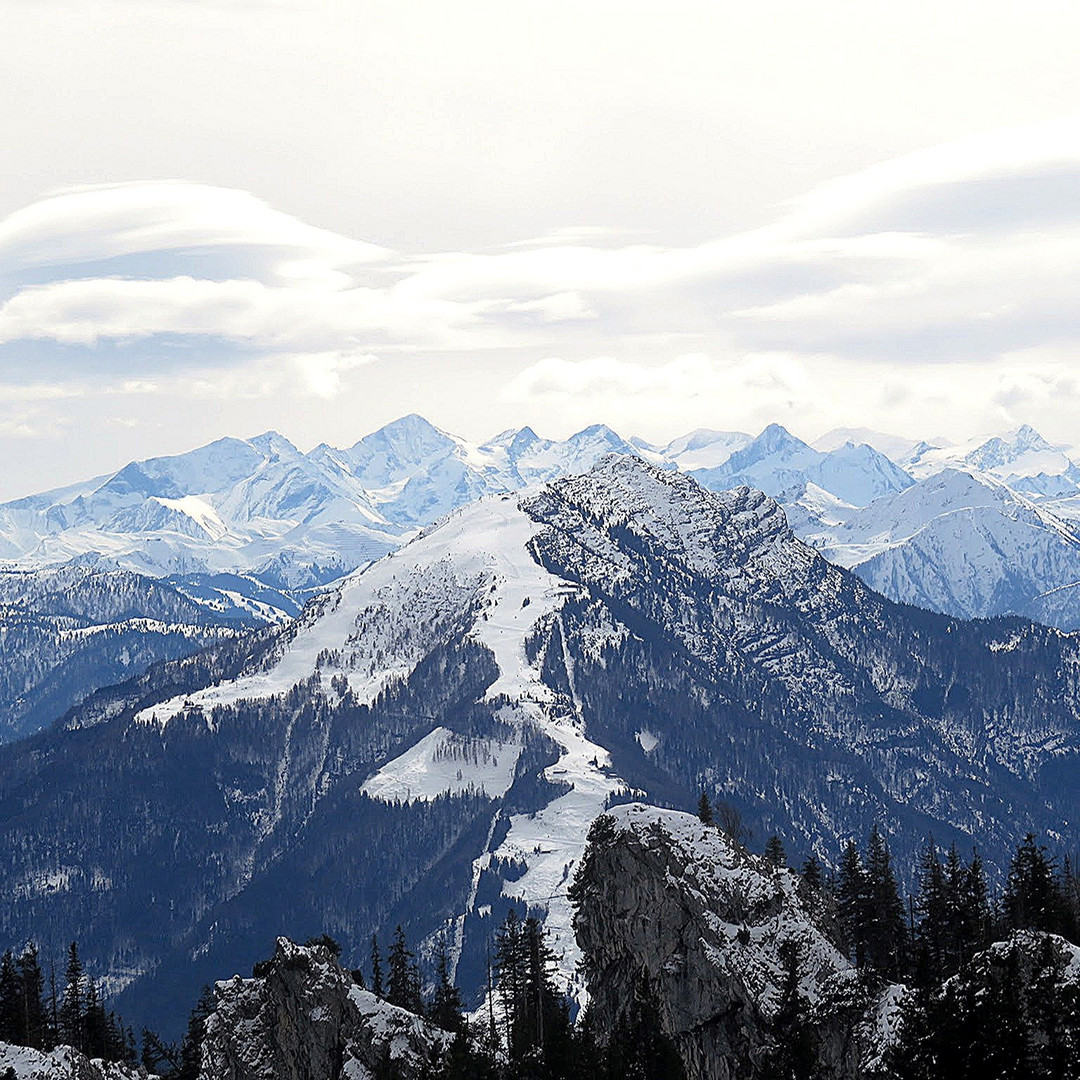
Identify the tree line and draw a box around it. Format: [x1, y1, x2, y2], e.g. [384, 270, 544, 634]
[697, 792, 1080, 1079]
[354, 913, 684, 1080]
[0, 940, 136, 1065]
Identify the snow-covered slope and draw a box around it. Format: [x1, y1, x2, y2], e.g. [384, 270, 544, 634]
[648, 428, 753, 471]
[128, 486, 626, 994]
[0, 1042, 148, 1080]
[0, 565, 248, 742]
[801, 469, 1080, 626]
[0, 432, 406, 592]
[812, 426, 924, 461]
[6, 414, 1080, 635]
[0, 417, 648, 595]
[904, 425, 1080, 498]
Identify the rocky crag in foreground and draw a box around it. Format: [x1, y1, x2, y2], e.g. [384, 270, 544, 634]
[197, 938, 447, 1080]
[0, 1043, 151, 1080]
[572, 804, 882, 1080]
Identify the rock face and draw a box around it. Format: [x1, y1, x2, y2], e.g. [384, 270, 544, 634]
[199, 938, 447, 1080]
[0, 1042, 151, 1080]
[572, 805, 874, 1080]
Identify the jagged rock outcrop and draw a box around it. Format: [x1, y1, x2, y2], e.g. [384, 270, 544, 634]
[572, 804, 879, 1080]
[198, 938, 447, 1080]
[0, 1042, 151, 1080]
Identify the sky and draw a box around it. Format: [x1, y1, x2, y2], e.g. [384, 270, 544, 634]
[2, 0, 1080, 498]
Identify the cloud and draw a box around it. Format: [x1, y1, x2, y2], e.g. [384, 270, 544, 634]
[290, 350, 377, 398]
[501, 349, 1080, 451]
[1, 120, 1080, 452]
[0, 181, 386, 275]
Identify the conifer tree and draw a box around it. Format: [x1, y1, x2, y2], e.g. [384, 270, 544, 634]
[371, 934, 384, 998]
[142, 1028, 182, 1076]
[764, 835, 787, 869]
[59, 942, 85, 1053]
[961, 849, 993, 957]
[177, 985, 215, 1080]
[429, 939, 464, 1034]
[16, 944, 47, 1050]
[836, 840, 868, 965]
[83, 980, 105, 1060]
[978, 947, 1033, 1080]
[521, 916, 571, 1066]
[761, 939, 818, 1080]
[387, 926, 422, 1015]
[495, 909, 526, 1056]
[864, 826, 908, 979]
[800, 855, 824, 893]
[606, 971, 686, 1080]
[914, 841, 947, 981]
[696, 791, 713, 826]
[0, 951, 21, 1045]
[1004, 834, 1061, 933]
[1060, 856, 1080, 944]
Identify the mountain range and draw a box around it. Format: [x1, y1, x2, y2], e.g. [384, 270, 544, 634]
[4, 456, 1080, 1039]
[5, 415, 1080, 631]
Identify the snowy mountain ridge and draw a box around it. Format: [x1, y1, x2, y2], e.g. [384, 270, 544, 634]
[6, 455, 1080, 1038]
[4, 413, 1080, 628]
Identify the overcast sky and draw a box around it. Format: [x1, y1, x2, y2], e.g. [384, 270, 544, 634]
[2, 0, 1080, 498]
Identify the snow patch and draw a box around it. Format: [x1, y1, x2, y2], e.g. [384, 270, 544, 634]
[362, 727, 523, 803]
[636, 729, 659, 753]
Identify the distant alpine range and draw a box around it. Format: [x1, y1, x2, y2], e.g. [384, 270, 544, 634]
[2, 415, 1079, 744]
[2, 415, 1079, 618]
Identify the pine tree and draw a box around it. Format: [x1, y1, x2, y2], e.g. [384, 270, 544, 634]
[696, 791, 713, 826]
[59, 942, 85, 1053]
[978, 946, 1033, 1080]
[0, 951, 21, 1045]
[142, 1028, 182, 1075]
[371, 933, 384, 998]
[606, 971, 686, 1080]
[800, 856, 824, 893]
[864, 826, 908, 980]
[887, 960, 939, 1080]
[836, 840, 868, 966]
[961, 850, 993, 956]
[1060, 855, 1080, 944]
[914, 841, 946, 982]
[495, 909, 526, 1058]
[16, 944, 47, 1050]
[762, 939, 819, 1080]
[429, 939, 464, 1033]
[522, 916, 572, 1067]
[1004, 834, 1061, 933]
[177, 985, 215, 1080]
[387, 926, 422, 1015]
[764, 835, 787, 869]
[83, 980, 105, 1060]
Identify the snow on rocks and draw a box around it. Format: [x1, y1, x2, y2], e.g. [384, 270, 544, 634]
[199, 937, 447, 1080]
[0, 1042, 150, 1080]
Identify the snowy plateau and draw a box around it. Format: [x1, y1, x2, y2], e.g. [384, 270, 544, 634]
[5, 453, 1080, 1045]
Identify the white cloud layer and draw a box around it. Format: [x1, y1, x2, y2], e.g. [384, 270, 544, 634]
[1, 117, 1080, 494]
